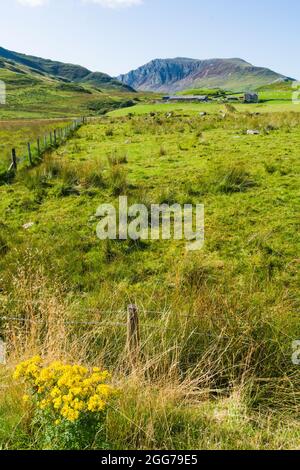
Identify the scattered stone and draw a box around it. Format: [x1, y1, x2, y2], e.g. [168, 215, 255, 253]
[247, 129, 260, 135]
[22, 222, 34, 230]
[199, 112, 207, 117]
[125, 139, 131, 144]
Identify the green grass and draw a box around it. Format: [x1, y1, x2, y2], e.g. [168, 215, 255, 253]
[0, 102, 299, 449]
[109, 98, 298, 117]
[0, 66, 140, 120]
[0, 119, 73, 173]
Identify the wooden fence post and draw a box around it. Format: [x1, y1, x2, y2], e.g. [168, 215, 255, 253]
[27, 143, 33, 165]
[50, 132, 53, 146]
[37, 138, 41, 158]
[127, 304, 140, 367]
[11, 148, 17, 170]
[44, 135, 47, 149]
[54, 130, 57, 146]
[0, 338, 6, 365]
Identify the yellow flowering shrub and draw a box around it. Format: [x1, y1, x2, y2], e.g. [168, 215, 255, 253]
[14, 356, 116, 449]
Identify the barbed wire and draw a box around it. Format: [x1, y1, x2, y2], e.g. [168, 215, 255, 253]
[0, 316, 127, 328]
[1, 300, 206, 320]
[0, 315, 211, 337]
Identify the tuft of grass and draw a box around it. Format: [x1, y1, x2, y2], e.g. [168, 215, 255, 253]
[109, 165, 128, 196]
[159, 146, 167, 157]
[20, 156, 106, 192]
[105, 128, 114, 137]
[217, 165, 257, 194]
[108, 152, 128, 167]
[0, 234, 9, 255]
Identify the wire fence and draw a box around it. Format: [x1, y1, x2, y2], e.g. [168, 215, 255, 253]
[0, 304, 213, 366]
[0, 304, 213, 343]
[2, 116, 86, 174]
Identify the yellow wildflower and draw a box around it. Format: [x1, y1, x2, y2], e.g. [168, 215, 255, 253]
[14, 357, 115, 424]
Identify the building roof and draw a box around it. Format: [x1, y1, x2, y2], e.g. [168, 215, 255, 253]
[168, 95, 208, 101]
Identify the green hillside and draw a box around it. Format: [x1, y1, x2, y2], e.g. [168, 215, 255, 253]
[0, 56, 138, 119]
[0, 46, 133, 91]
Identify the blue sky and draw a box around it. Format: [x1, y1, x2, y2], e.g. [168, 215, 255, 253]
[0, 0, 299, 78]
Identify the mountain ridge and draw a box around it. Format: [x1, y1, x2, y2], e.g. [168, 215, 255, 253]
[0, 46, 133, 92]
[118, 57, 294, 92]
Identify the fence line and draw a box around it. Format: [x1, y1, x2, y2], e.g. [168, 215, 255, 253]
[0, 304, 215, 366]
[0, 308, 210, 336]
[5, 116, 86, 174]
[1, 299, 205, 320]
[0, 307, 209, 321]
[0, 316, 128, 328]
[0, 302, 211, 336]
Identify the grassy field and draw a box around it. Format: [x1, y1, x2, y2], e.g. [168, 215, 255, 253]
[0, 119, 74, 174]
[176, 82, 295, 103]
[109, 100, 298, 117]
[0, 100, 299, 449]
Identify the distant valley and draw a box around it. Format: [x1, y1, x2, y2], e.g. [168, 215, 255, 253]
[0, 47, 295, 118]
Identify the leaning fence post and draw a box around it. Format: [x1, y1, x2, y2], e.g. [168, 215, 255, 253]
[0, 338, 6, 366]
[50, 132, 53, 146]
[11, 148, 17, 170]
[54, 130, 57, 146]
[37, 138, 41, 158]
[27, 143, 33, 165]
[127, 304, 140, 368]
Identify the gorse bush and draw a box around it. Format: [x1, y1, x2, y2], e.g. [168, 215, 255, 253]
[14, 357, 116, 449]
